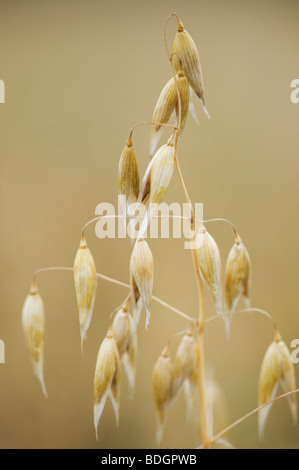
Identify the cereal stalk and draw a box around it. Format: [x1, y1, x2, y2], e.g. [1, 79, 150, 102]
[31, 265, 195, 323]
[209, 388, 299, 447]
[173, 132, 209, 447]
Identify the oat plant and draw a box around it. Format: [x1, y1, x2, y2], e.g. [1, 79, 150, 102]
[22, 13, 299, 449]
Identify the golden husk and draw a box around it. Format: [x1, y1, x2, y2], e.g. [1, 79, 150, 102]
[22, 280, 47, 397]
[73, 234, 97, 349]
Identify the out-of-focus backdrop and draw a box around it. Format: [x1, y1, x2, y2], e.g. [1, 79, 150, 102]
[0, 0, 299, 449]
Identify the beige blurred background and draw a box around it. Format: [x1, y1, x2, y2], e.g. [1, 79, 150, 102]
[0, 0, 299, 449]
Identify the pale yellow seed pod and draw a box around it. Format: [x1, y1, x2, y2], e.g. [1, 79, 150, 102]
[22, 280, 47, 397]
[118, 135, 140, 210]
[258, 340, 281, 438]
[150, 77, 177, 156]
[152, 344, 173, 446]
[172, 18, 206, 112]
[122, 317, 138, 399]
[150, 137, 175, 206]
[277, 340, 297, 426]
[195, 226, 223, 318]
[73, 234, 97, 350]
[110, 300, 137, 398]
[174, 70, 190, 132]
[111, 305, 132, 357]
[173, 330, 198, 399]
[93, 330, 121, 439]
[225, 235, 251, 312]
[150, 69, 189, 155]
[130, 238, 154, 330]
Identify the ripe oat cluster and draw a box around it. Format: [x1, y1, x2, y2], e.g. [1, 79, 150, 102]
[22, 14, 297, 448]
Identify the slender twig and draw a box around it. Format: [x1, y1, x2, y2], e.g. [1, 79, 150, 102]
[205, 308, 276, 326]
[172, 129, 209, 448]
[31, 266, 195, 324]
[129, 121, 177, 141]
[32, 266, 73, 282]
[210, 388, 299, 445]
[163, 13, 180, 61]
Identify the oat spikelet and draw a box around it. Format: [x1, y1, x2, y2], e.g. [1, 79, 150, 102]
[172, 329, 199, 422]
[172, 17, 209, 117]
[111, 301, 137, 397]
[152, 344, 173, 446]
[22, 280, 47, 397]
[138, 139, 175, 238]
[150, 136, 175, 206]
[277, 340, 297, 425]
[258, 333, 297, 439]
[93, 330, 121, 439]
[73, 234, 97, 350]
[172, 329, 198, 399]
[150, 69, 189, 156]
[122, 322, 137, 399]
[111, 304, 132, 357]
[130, 238, 154, 330]
[195, 225, 223, 318]
[224, 234, 251, 336]
[118, 135, 140, 213]
[150, 78, 177, 156]
[174, 69, 190, 131]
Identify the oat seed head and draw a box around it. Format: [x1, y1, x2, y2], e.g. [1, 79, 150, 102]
[150, 69, 189, 155]
[22, 280, 47, 398]
[224, 237, 251, 336]
[257, 337, 296, 439]
[130, 238, 154, 330]
[93, 330, 121, 439]
[172, 18, 207, 115]
[150, 137, 175, 207]
[195, 226, 223, 319]
[172, 330, 198, 400]
[152, 344, 173, 446]
[118, 138, 140, 210]
[73, 234, 97, 351]
[277, 340, 297, 426]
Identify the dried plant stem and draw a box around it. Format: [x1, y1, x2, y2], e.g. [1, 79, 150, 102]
[199, 217, 238, 239]
[174, 145, 209, 448]
[81, 215, 121, 238]
[32, 266, 74, 282]
[205, 308, 276, 326]
[129, 121, 177, 142]
[163, 13, 180, 61]
[209, 388, 299, 446]
[31, 266, 195, 324]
